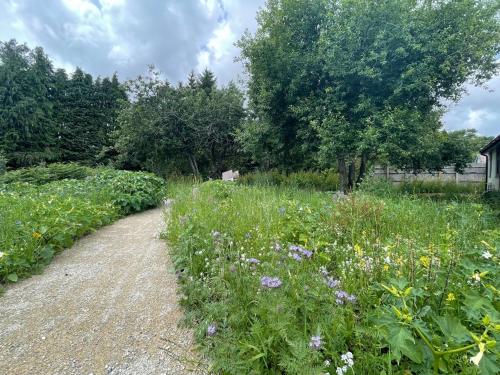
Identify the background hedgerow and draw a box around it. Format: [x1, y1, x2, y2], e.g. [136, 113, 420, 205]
[0, 167, 165, 282]
[166, 181, 499, 374]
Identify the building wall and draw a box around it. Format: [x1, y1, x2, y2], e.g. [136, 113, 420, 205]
[487, 147, 500, 191]
[372, 163, 486, 185]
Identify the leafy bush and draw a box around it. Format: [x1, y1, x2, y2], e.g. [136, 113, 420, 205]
[239, 170, 339, 191]
[0, 169, 165, 282]
[0, 163, 94, 185]
[167, 182, 499, 374]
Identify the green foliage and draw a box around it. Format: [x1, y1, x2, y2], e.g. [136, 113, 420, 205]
[238, 170, 339, 191]
[0, 163, 93, 184]
[115, 68, 246, 178]
[167, 182, 499, 374]
[0, 40, 127, 167]
[0, 168, 165, 282]
[238, 0, 499, 187]
[0, 151, 6, 175]
[398, 180, 482, 195]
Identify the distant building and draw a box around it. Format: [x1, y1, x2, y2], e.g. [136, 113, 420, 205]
[480, 134, 500, 191]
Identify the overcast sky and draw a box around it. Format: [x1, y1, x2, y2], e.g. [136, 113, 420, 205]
[0, 0, 498, 136]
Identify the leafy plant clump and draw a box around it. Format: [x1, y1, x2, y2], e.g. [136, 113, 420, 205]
[167, 181, 499, 374]
[0, 163, 94, 185]
[0, 169, 165, 283]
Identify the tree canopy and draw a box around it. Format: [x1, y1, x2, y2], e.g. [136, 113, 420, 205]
[0, 39, 126, 167]
[115, 68, 246, 177]
[238, 0, 499, 190]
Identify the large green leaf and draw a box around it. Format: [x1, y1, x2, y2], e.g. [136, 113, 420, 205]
[462, 294, 497, 320]
[479, 352, 500, 375]
[434, 316, 469, 344]
[387, 325, 423, 363]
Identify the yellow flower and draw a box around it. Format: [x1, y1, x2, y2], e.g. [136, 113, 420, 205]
[419, 256, 430, 268]
[383, 264, 390, 271]
[354, 244, 363, 257]
[446, 293, 455, 303]
[32, 232, 42, 239]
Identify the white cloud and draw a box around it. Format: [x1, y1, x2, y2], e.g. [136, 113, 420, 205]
[443, 76, 500, 136]
[1, 0, 497, 136]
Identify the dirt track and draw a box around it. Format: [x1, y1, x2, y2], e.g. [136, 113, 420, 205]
[0, 208, 204, 375]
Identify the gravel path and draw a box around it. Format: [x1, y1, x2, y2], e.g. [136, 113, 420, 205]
[0, 208, 205, 375]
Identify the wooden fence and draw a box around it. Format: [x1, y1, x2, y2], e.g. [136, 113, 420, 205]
[372, 163, 486, 185]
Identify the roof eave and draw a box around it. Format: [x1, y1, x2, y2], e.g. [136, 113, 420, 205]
[480, 134, 500, 155]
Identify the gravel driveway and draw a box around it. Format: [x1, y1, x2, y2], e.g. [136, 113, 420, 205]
[0, 208, 205, 375]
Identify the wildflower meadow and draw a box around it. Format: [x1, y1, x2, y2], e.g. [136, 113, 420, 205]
[166, 180, 499, 374]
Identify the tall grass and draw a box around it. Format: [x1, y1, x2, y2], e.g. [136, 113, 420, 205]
[166, 181, 499, 374]
[238, 170, 339, 191]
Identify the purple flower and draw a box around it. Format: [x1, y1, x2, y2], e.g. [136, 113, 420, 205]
[346, 294, 357, 303]
[292, 253, 302, 261]
[336, 290, 349, 299]
[211, 230, 221, 239]
[274, 242, 282, 252]
[319, 266, 329, 277]
[207, 323, 217, 336]
[326, 277, 340, 289]
[260, 276, 282, 288]
[335, 290, 356, 305]
[279, 207, 286, 215]
[289, 244, 313, 259]
[247, 258, 260, 264]
[309, 335, 322, 350]
[299, 248, 313, 258]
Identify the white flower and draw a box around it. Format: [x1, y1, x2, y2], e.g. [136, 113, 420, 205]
[324, 359, 331, 366]
[0, 251, 4, 259]
[384, 256, 392, 264]
[470, 343, 486, 366]
[336, 366, 348, 375]
[482, 251, 492, 259]
[470, 351, 483, 366]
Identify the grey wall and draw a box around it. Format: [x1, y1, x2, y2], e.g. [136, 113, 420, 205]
[372, 163, 486, 185]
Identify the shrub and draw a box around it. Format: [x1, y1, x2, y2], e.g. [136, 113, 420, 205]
[0, 169, 165, 282]
[0, 163, 94, 185]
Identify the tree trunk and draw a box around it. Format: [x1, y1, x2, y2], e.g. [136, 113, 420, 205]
[348, 161, 355, 191]
[188, 155, 200, 177]
[338, 158, 347, 192]
[356, 153, 368, 186]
